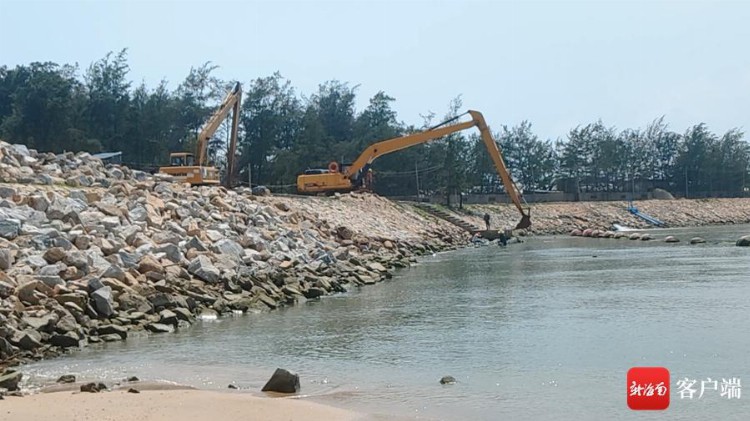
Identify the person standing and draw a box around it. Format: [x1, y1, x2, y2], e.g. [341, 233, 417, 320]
[483, 213, 491, 230]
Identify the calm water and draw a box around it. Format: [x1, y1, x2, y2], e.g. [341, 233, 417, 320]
[21, 224, 750, 420]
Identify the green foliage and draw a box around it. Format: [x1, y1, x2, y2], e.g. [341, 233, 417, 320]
[0, 52, 747, 198]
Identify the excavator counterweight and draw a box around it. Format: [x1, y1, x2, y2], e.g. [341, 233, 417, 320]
[296, 110, 531, 229]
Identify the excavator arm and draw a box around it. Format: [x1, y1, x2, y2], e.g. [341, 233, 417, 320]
[196, 82, 242, 169]
[297, 109, 531, 229]
[470, 110, 531, 229]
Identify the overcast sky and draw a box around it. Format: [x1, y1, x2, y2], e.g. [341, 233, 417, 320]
[2, 0, 748, 141]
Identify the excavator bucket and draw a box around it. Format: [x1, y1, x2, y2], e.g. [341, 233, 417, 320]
[515, 212, 532, 230]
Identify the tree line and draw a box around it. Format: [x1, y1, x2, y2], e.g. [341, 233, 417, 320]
[1, 50, 747, 199]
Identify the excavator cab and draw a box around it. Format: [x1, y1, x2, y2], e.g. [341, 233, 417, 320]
[169, 153, 195, 167]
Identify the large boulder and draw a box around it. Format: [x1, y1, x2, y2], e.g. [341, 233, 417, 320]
[188, 256, 220, 283]
[736, 236, 750, 247]
[689, 237, 706, 244]
[213, 239, 244, 261]
[91, 286, 115, 318]
[261, 368, 300, 394]
[50, 333, 81, 348]
[98, 324, 128, 340]
[0, 371, 22, 391]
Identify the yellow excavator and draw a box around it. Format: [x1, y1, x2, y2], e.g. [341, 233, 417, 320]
[159, 82, 242, 187]
[296, 110, 531, 229]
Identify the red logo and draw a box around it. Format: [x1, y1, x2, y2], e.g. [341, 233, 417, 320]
[628, 367, 670, 410]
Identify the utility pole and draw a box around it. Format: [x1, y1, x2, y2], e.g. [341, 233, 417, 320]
[684, 165, 688, 198]
[248, 164, 252, 188]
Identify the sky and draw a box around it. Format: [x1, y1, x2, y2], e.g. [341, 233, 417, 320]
[1, 0, 749, 141]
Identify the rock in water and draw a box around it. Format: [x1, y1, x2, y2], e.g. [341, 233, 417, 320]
[261, 368, 300, 393]
[689, 237, 706, 244]
[664, 236, 680, 243]
[736, 235, 750, 247]
[440, 375, 457, 385]
[0, 371, 22, 391]
[57, 374, 76, 384]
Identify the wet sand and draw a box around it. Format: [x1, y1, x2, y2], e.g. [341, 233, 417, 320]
[1, 389, 370, 421]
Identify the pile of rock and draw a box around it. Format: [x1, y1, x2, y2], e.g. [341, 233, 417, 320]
[0, 142, 465, 370]
[0, 141, 146, 187]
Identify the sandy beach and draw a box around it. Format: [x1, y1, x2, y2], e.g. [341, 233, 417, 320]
[1, 389, 370, 421]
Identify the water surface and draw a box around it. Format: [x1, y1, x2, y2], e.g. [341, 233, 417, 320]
[22, 224, 750, 420]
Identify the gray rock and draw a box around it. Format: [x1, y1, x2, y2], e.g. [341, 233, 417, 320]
[28, 195, 51, 212]
[91, 286, 115, 318]
[736, 235, 750, 247]
[186, 236, 208, 252]
[440, 376, 457, 385]
[102, 265, 126, 281]
[98, 324, 128, 340]
[129, 206, 148, 222]
[147, 292, 175, 309]
[50, 333, 81, 348]
[0, 371, 22, 391]
[252, 186, 271, 196]
[213, 239, 244, 260]
[0, 249, 12, 270]
[22, 313, 58, 330]
[188, 256, 221, 283]
[0, 280, 15, 299]
[0, 186, 17, 198]
[154, 243, 181, 263]
[172, 307, 194, 322]
[0, 338, 18, 358]
[303, 287, 326, 299]
[11, 330, 43, 350]
[56, 314, 79, 333]
[261, 368, 300, 394]
[690, 237, 706, 244]
[0, 219, 21, 240]
[57, 374, 76, 384]
[80, 382, 102, 393]
[159, 309, 178, 326]
[101, 333, 124, 342]
[145, 323, 174, 334]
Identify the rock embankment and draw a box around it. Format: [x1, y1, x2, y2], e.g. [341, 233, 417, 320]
[0, 140, 465, 375]
[461, 199, 750, 235]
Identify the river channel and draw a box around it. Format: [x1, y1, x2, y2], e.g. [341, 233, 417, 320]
[21, 224, 750, 420]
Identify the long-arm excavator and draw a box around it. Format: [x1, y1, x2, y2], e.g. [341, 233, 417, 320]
[296, 110, 531, 229]
[159, 82, 242, 187]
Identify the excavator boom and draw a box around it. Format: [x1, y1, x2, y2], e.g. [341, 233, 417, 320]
[159, 83, 242, 187]
[296, 110, 531, 229]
